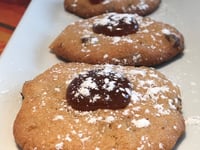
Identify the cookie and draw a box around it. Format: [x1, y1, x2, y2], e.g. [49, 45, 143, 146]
[64, 0, 161, 18]
[13, 62, 185, 150]
[49, 13, 184, 67]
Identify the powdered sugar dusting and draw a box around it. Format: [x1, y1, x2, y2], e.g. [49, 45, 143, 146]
[28, 63, 183, 149]
[69, 0, 152, 12]
[93, 13, 137, 27]
[55, 142, 64, 150]
[105, 116, 115, 123]
[67, 11, 179, 66]
[132, 118, 150, 128]
[77, 77, 98, 97]
[53, 115, 64, 121]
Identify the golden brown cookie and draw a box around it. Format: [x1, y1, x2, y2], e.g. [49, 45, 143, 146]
[13, 62, 185, 150]
[64, 0, 161, 18]
[50, 13, 184, 67]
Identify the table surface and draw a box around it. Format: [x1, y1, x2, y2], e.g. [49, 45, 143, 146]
[0, 1, 30, 54]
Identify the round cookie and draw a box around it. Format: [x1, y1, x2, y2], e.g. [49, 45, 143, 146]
[14, 62, 185, 150]
[50, 13, 184, 67]
[64, 0, 161, 18]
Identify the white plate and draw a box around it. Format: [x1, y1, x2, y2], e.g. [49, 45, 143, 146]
[0, 0, 200, 149]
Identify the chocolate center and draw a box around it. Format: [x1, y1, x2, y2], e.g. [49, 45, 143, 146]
[93, 13, 139, 36]
[67, 69, 132, 111]
[89, 0, 104, 4]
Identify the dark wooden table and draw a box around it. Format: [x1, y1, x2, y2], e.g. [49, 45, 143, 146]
[0, 0, 30, 54]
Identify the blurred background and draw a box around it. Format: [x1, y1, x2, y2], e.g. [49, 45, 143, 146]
[0, 0, 31, 54]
